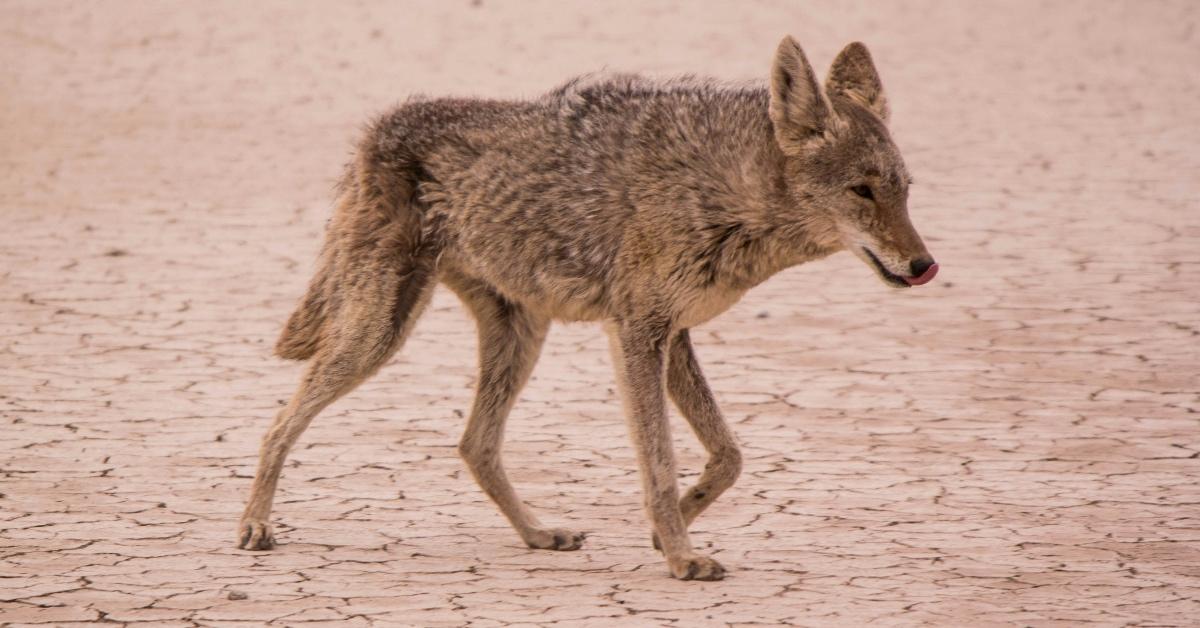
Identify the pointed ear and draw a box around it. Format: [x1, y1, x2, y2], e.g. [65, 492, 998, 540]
[769, 35, 830, 151]
[826, 42, 889, 122]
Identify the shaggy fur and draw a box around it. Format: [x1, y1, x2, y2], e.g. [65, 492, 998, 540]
[239, 36, 936, 581]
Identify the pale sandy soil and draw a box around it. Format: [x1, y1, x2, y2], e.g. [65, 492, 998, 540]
[2, 1, 1199, 626]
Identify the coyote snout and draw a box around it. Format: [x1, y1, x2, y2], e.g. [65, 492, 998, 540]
[860, 247, 938, 288]
[842, 194, 938, 288]
[238, 34, 939, 581]
[845, 210, 938, 288]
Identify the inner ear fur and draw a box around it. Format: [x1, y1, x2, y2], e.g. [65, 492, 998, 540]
[768, 35, 830, 151]
[826, 41, 889, 122]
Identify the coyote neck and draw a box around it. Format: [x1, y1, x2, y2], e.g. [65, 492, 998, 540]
[707, 218, 841, 293]
[701, 136, 842, 292]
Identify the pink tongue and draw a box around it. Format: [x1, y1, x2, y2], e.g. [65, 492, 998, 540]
[904, 263, 939, 286]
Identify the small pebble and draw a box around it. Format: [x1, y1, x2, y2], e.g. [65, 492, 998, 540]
[228, 590, 248, 600]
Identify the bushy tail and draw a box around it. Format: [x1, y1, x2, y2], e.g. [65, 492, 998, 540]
[275, 128, 436, 361]
[275, 244, 337, 360]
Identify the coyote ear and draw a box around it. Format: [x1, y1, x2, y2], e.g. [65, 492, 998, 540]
[826, 42, 889, 122]
[769, 35, 830, 151]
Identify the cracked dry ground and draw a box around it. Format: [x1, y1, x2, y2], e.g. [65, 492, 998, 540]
[2, 1, 1198, 626]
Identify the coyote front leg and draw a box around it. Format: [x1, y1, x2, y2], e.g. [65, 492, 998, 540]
[650, 329, 743, 550]
[608, 319, 726, 581]
[668, 329, 742, 524]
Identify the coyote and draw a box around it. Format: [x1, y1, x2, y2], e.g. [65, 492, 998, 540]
[238, 36, 937, 581]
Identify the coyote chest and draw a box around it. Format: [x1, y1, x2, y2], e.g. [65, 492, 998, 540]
[675, 285, 747, 328]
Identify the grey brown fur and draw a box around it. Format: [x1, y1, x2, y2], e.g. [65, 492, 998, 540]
[239, 36, 936, 581]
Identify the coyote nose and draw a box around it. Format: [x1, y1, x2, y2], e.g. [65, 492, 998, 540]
[904, 258, 938, 286]
[910, 258, 936, 277]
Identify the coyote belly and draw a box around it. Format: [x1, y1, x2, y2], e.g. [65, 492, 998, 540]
[241, 35, 938, 581]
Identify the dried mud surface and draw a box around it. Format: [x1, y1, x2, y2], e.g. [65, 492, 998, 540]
[2, 1, 1198, 626]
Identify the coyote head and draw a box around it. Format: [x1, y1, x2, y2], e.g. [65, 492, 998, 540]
[768, 36, 937, 288]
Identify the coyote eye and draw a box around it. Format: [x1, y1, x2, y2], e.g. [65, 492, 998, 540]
[850, 185, 874, 201]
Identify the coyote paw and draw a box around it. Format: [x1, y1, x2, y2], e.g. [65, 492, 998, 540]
[668, 554, 726, 581]
[523, 527, 587, 551]
[237, 519, 275, 551]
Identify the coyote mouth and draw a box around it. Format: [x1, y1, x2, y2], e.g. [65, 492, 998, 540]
[863, 248, 912, 288]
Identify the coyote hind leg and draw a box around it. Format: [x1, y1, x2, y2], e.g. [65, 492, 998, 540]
[238, 257, 436, 550]
[449, 276, 586, 551]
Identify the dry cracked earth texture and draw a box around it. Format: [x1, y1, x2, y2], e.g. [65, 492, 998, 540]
[2, 1, 1198, 626]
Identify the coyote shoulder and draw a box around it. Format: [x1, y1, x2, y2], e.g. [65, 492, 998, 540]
[239, 36, 937, 581]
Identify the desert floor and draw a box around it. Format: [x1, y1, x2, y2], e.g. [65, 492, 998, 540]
[2, 1, 1198, 626]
